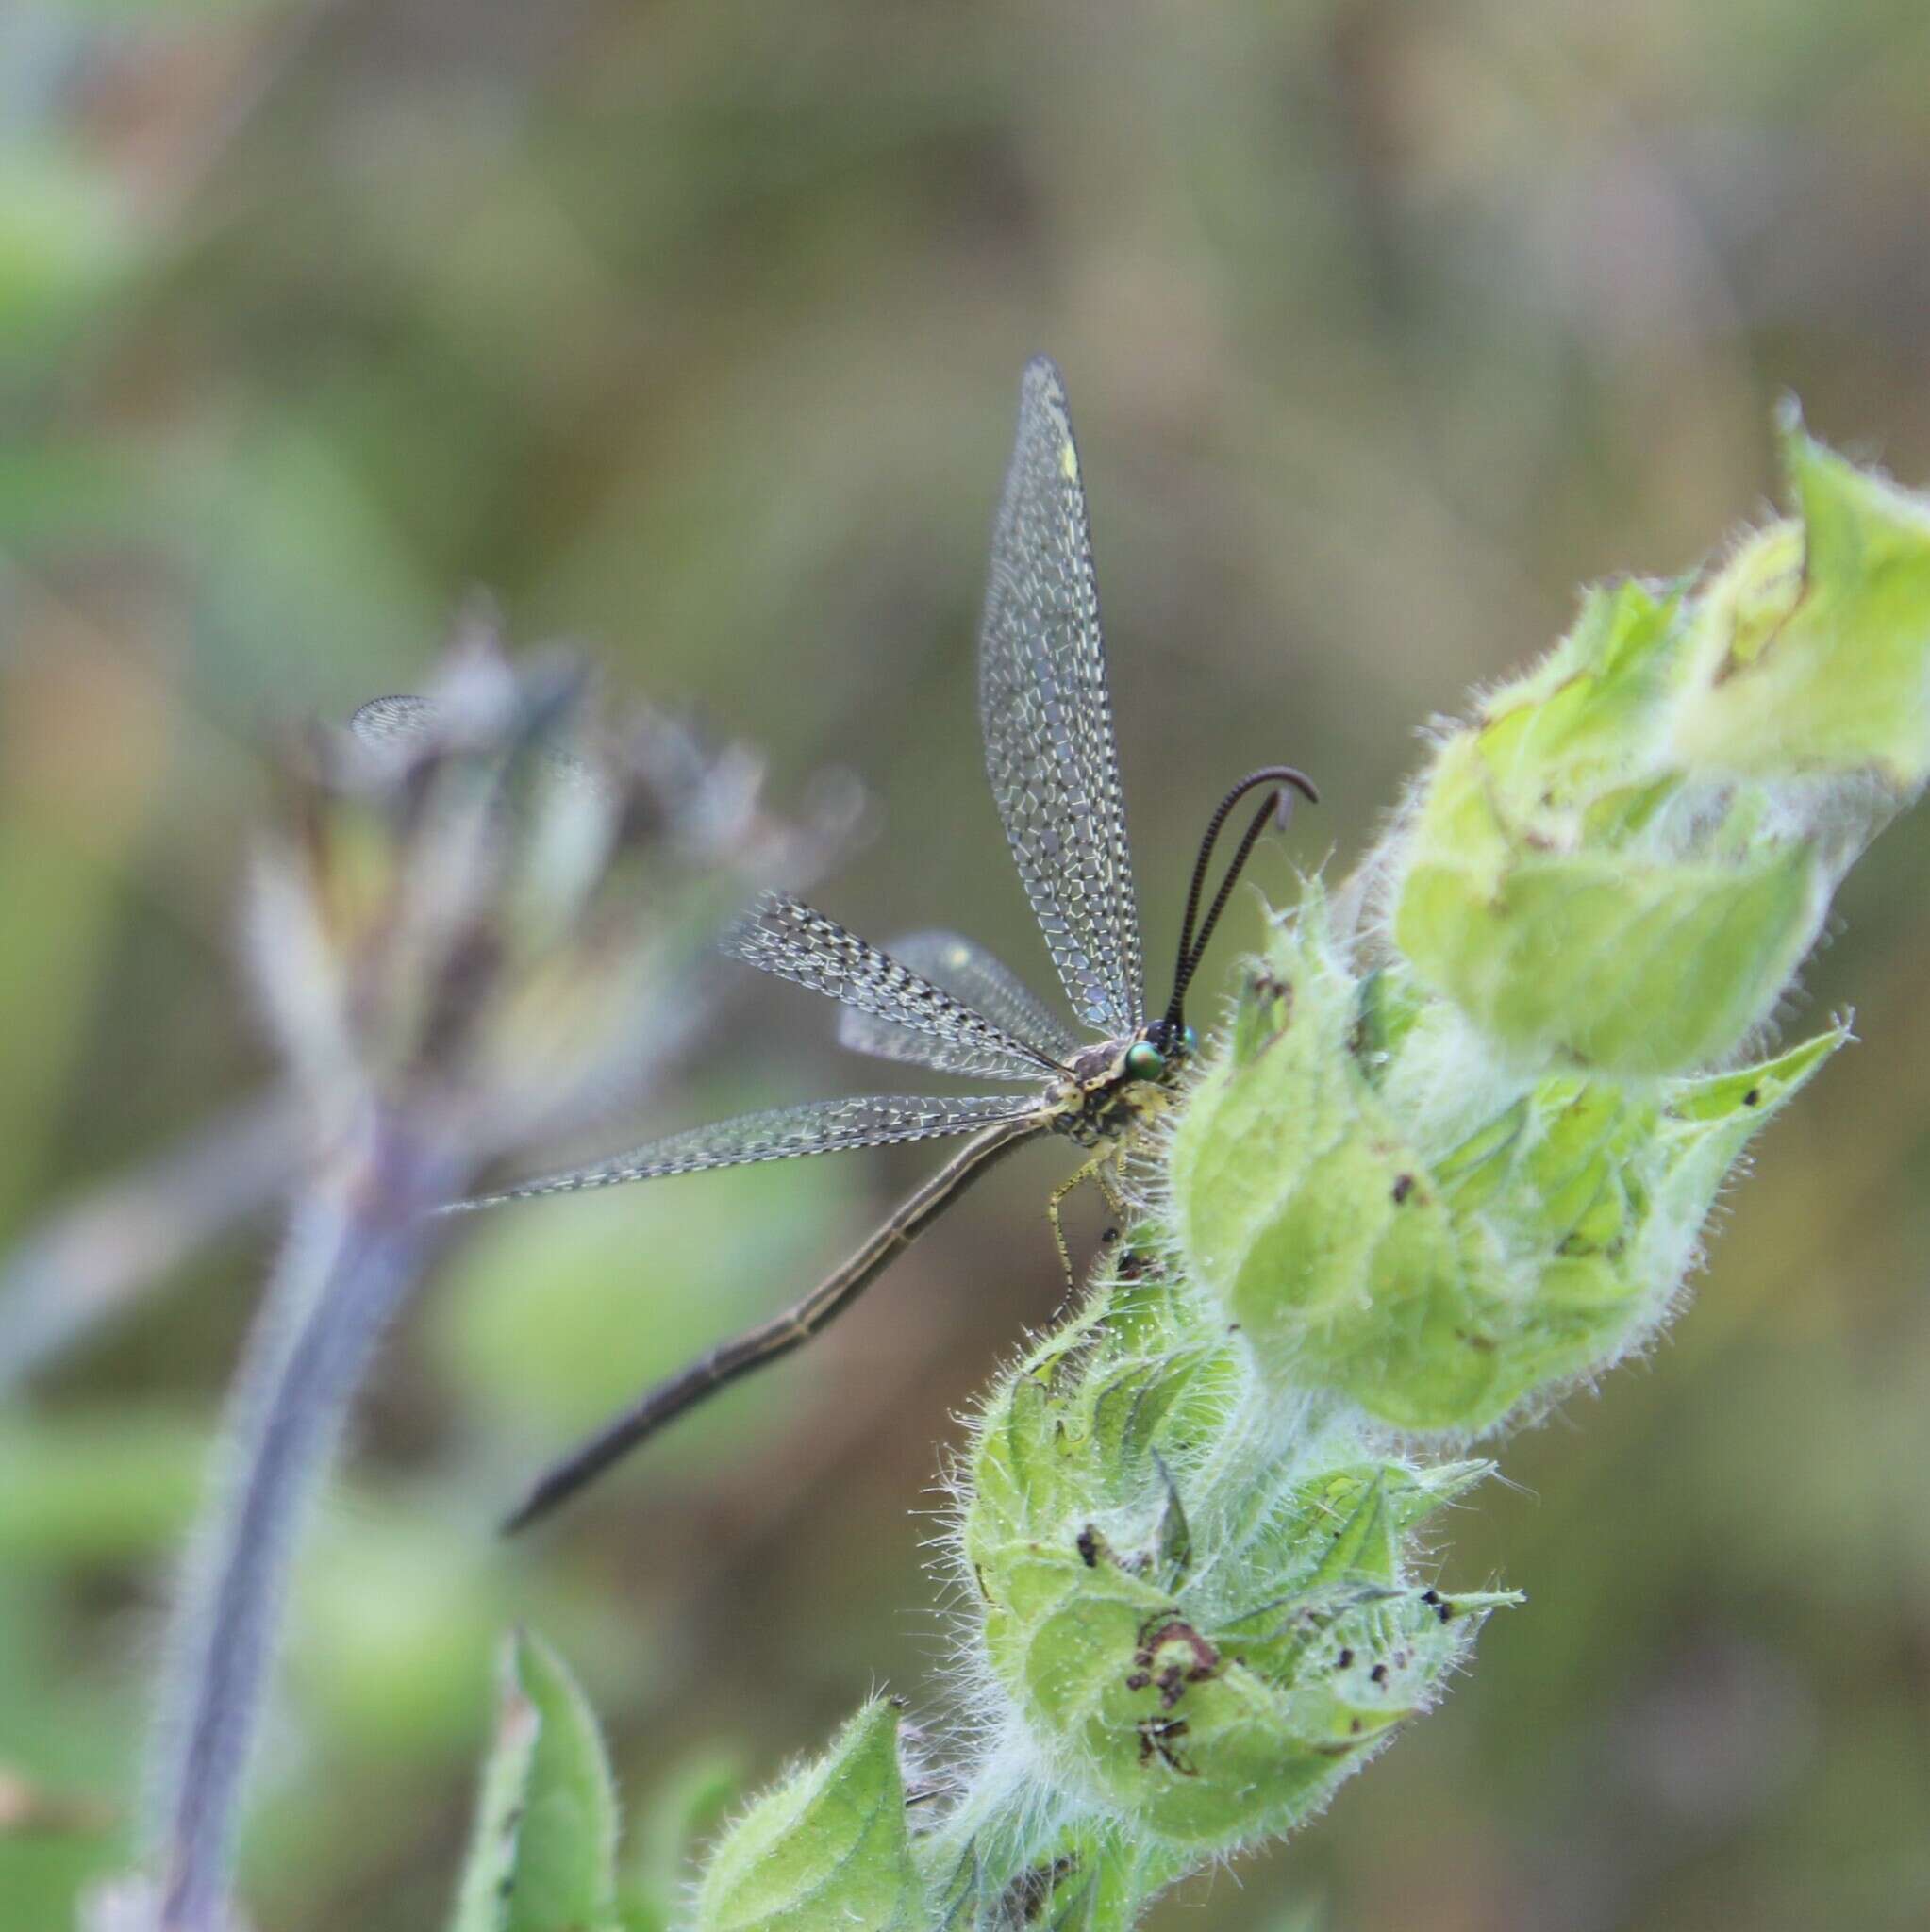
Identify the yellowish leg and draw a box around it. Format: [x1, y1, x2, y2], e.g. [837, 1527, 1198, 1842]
[1046, 1150, 1117, 1291]
[1051, 1143, 1136, 1298]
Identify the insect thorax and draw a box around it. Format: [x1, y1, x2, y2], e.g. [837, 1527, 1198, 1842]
[1050, 1036, 1181, 1149]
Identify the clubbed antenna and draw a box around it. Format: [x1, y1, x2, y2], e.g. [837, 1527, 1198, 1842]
[1166, 765, 1319, 1026]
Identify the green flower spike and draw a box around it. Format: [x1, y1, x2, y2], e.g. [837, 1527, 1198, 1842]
[1390, 413, 1930, 1075]
[1673, 405, 1930, 789]
[961, 1264, 1515, 1854]
[1173, 900, 1844, 1434]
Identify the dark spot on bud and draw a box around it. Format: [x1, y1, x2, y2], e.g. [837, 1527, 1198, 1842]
[1391, 1173, 1416, 1205]
[1744, 1087, 1762, 1107]
[1337, 1647, 1354, 1668]
[1350, 1716, 1364, 1734]
[1076, 1525, 1100, 1567]
[1370, 1663, 1389, 1685]
[1436, 1601, 1455, 1624]
[1136, 1716, 1197, 1774]
[1131, 1616, 1223, 1710]
[999, 1856, 1079, 1922]
[1421, 1589, 1440, 1604]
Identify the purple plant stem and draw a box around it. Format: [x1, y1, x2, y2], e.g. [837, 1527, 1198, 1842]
[150, 1116, 458, 1932]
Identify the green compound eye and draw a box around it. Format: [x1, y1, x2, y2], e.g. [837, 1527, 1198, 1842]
[1125, 1041, 1168, 1082]
[1180, 1024, 1199, 1055]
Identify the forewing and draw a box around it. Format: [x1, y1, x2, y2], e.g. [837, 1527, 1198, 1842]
[838, 930, 1081, 1074]
[449, 1092, 1043, 1207]
[978, 357, 1144, 1031]
[726, 890, 1061, 1080]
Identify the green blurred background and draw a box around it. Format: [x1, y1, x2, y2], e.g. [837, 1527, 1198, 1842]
[5, 2, 1930, 1926]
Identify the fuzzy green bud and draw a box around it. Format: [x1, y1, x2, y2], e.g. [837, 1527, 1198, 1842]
[1172, 906, 1843, 1434]
[1672, 408, 1930, 789]
[962, 1270, 1513, 1853]
[1389, 420, 1930, 1074]
[922, 1819, 1186, 1932]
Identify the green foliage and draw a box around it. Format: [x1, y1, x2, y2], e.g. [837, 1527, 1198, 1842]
[1391, 418, 1930, 1075]
[450, 1632, 622, 1932]
[1173, 901, 1843, 1432]
[1677, 409, 1930, 787]
[925, 1818, 1187, 1931]
[963, 1265, 1509, 1851]
[693, 1699, 921, 1932]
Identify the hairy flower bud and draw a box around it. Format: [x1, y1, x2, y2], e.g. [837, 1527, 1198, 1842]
[1389, 419, 1930, 1075]
[961, 1270, 1514, 1853]
[1173, 906, 1841, 1435]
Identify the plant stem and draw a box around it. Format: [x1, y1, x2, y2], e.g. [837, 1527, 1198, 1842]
[149, 1113, 455, 1932]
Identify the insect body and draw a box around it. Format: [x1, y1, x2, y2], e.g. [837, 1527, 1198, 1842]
[461, 358, 1314, 1529]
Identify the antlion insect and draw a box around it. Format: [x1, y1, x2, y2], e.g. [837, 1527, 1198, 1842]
[453, 358, 1315, 1530]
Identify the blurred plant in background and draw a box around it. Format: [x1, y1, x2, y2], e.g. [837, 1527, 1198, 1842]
[80, 625, 811, 1931]
[7, 3, 1930, 1930]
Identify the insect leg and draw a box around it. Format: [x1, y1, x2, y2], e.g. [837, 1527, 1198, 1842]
[502, 1116, 1040, 1531]
[1046, 1150, 1116, 1292]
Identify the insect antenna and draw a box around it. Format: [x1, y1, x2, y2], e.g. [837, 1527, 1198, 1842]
[1165, 765, 1319, 1026]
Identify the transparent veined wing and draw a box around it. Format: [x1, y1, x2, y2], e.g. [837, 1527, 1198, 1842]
[978, 357, 1144, 1032]
[838, 930, 1081, 1075]
[726, 890, 1063, 1080]
[450, 1092, 1045, 1207]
